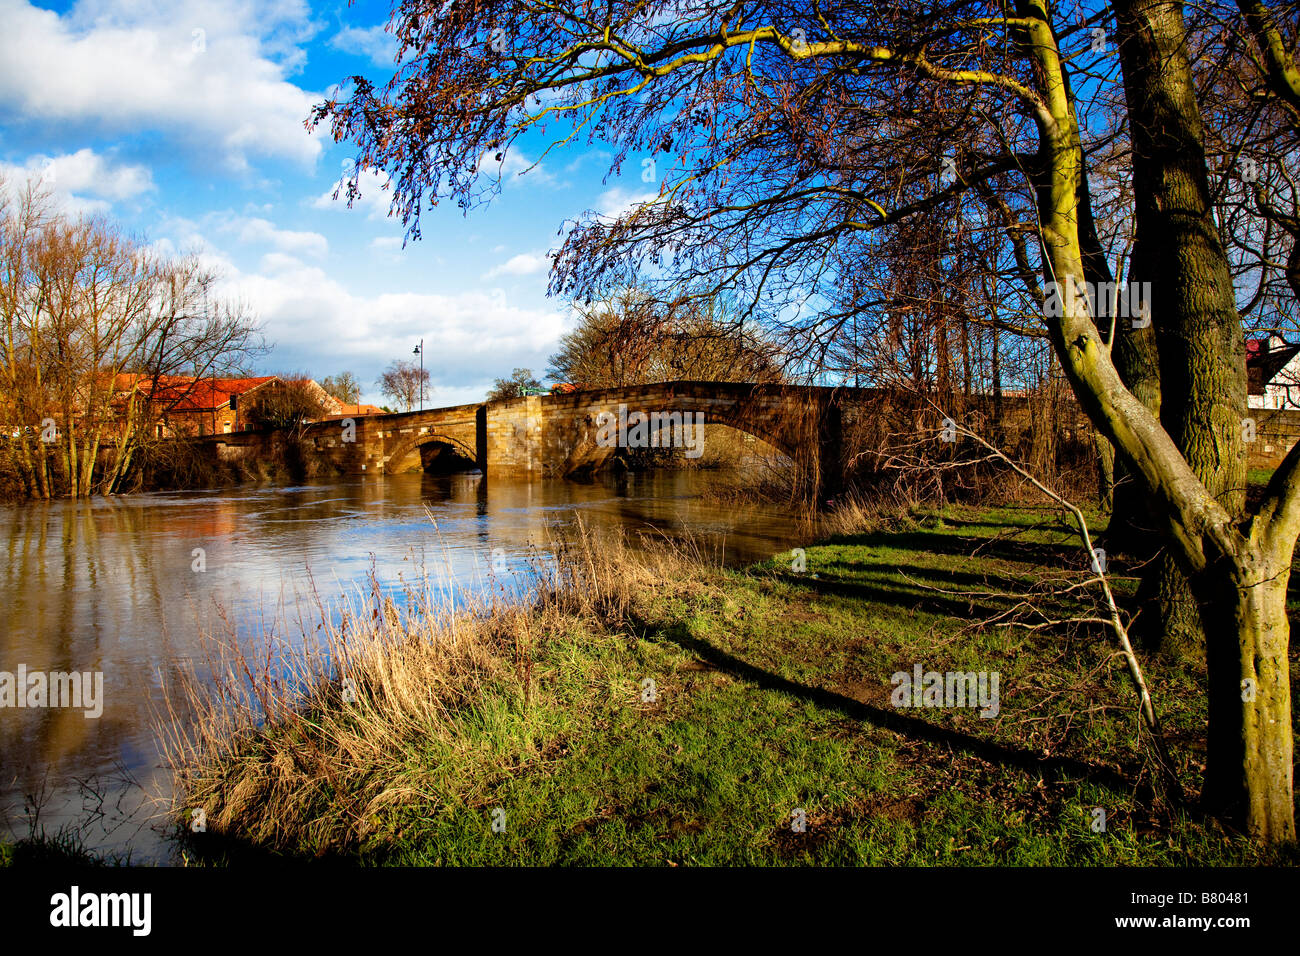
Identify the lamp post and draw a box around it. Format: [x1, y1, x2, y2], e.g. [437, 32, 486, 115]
[413, 339, 424, 411]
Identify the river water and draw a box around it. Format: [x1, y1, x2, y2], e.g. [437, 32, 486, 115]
[0, 470, 803, 863]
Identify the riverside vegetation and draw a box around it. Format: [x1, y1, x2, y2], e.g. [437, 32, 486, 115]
[163, 497, 1300, 866]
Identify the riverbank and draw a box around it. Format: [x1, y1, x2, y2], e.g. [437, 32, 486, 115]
[0, 832, 124, 866]
[168, 501, 1299, 865]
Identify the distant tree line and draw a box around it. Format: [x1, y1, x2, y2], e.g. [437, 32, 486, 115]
[0, 180, 262, 499]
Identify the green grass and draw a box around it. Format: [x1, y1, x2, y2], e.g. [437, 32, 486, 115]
[1249, 467, 1276, 487]
[180, 503, 1300, 866]
[0, 828, 120, 866]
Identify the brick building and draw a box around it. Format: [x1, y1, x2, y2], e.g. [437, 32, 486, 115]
[116, 374, 306, 436]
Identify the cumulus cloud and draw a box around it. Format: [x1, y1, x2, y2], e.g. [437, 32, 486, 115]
[214, 258, 568, 404]
[476, 149, 557, 187]
[595, 185, 660, 219]
[314, 168, 396, 219]
[148, 219, 567, 404]
[482, 251, 551, 279]
[0, 0, 324, 171]
[44, 148, 153, 199]
[224, 215, 328, 258]
[329, 24, 395, 67]
[315, 151, 557, 224]
[0, 148, 154, 215]
[257, 251, 307, 274]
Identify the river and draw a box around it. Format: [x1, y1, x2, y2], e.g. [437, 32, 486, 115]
[0, 470, 804, 863]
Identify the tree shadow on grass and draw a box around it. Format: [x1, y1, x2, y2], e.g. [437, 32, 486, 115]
[818, 526, 1090, 572]
[640, 617, 1145, 800]
[777, 575, 1012, 625]
[777, 520, 1132, 634]
[767, 561, 1099, 634]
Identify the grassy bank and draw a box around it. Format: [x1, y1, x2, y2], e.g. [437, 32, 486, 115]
[168, 503, 1299, 865]
[0, 830, 121, 866]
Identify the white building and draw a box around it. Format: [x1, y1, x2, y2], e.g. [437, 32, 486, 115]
[1247, 335, 1300, 410]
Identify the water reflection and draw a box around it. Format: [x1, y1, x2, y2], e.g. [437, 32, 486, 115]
[0, 470, 801, 862]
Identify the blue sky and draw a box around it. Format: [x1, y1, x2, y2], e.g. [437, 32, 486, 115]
[0, 0, 655, 406]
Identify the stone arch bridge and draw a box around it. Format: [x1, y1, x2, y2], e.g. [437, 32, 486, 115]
[202, 382, 1298, 493]
[277, 381, 859, 496]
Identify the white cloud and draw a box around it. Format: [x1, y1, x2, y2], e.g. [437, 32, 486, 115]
[482, 251, 550, 279]
[44, 148, 153, 200]
[150, 214, 240, 276]
[215, 258, 568, 403]
[314, 168, 395, 219]
[596, 186, 660, 219]
[329, 24, 395, 67]
[0, 1, 324, 171]
[258, 251, 307, 273]
[476, 149, 557, 187]
[0, 148, 154, 215]
[563, 148, 612, 173]
[226, 216, 328, 258]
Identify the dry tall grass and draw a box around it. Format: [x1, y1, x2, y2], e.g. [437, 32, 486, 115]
[159, 518, 702, 855]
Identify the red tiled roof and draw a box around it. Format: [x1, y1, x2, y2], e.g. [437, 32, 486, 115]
[122, 375, 278, 412]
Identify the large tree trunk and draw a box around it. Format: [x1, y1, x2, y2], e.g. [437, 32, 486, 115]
[1135, 560, 1205, 655]
[1016, 0, 1295, 841]
[1115, 0, 1249, 661]
[1073, 155, 1122, 515]
[1095, 433, 1115, 512]
[1108, 315, 1162, 552]
[1201, 540, 1296, 839]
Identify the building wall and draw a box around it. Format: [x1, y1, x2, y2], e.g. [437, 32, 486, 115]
[164, 404, 240, 436]
[1266, 353, 1300, 409]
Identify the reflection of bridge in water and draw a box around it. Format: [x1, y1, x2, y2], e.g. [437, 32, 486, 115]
[214, 381, 865, 497]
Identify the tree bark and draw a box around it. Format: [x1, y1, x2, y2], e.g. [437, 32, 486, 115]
[1095, 432, 1115, 512]
[1115, 0, 1249, 661]
[1199, 539, 1297, 839]
[1016, 0, 1293, 839]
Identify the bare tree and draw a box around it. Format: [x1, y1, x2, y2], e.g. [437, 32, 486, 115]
[377, 359, 429, 412]
[0, 177, 263, 498]
[548, 290, 783, 387]
[320, 371, 361, 405]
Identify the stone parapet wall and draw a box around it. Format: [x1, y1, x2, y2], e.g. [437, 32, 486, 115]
[185, 384, 1297, 485]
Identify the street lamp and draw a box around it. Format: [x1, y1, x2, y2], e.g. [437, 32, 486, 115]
[413, 339, 424, 411]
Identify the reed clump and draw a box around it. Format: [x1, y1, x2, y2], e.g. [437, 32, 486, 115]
[161, 519, 701, 858]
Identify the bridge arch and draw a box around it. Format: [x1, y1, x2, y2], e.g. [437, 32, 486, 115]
[384, 432, 479, 474]
[552, 383, 821, 478]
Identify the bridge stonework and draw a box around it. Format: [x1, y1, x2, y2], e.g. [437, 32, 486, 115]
[480, 382, 847, 494]
[204, 381, 852, 495]
[197, 382, 1300, 490]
